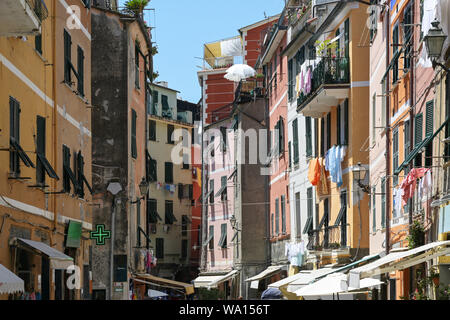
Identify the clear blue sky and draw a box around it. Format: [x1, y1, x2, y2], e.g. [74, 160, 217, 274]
[119, 0, 284, 103]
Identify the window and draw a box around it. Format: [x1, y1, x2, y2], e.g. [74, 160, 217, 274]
[393, 128, 399, 186]
[156, 238, 164, 258]
[288, 59, 294, 100]
[135, 44, 140, 89]
[209, 179, 214, 204]
[182, 153, 190, 170]
[218, 223, 227, 248]
[292, 119, 299, 164]
[152, 90, 159, 115]
[392, 24, 399, 83]
[36, 116, 58, 185]
[338, 191, 347, 246]
[219, 176, 227, 201]
[149, 120, 156, 141]
[165, 162, 173, 183]
[275, 198, 279, 236]
[75, 151, 93, 198]
[167, 124, 174, 144]
[303, 188, 313, 234]
[381, 177, 386, 228]
[208, 225, 214, 250]
[64, 30, 72, 83]
[165, 200, 176, 224]
[35, 34, 42, 55]
[295, 192, 301, 238]
[182, 215, 188, 236]
[9, 97, 35, 175]
[278, 117, 285, 156]
[147, 199, 161, 224]
[131, 109, 137, 159]
[415, 113, 423, 167]
[161, 95, 170, 117]
[77, 46, 84, 96]
[372, 187, 376, 233]
[62, 145, 77, 193]
[403, 3, 412, 70]
[281, 195, 286, 234]
[305, 117, 312, 157]
[404, 119, 410, 159]
[220, 127, 227, 152]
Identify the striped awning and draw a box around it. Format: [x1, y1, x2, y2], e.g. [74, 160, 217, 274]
[0, 264, 24, 294]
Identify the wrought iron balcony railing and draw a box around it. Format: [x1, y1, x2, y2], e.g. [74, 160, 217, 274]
[26, 0, 49, 23]
[297, 56, 350, 108]
[306, 224, 350, 251]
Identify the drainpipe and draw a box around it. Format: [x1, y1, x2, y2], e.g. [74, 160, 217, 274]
[51, 0, 58, 245]
[110, 195, 116, 300]
[200, 77, 208, 273]
[384, 5, 392, 300]
[407, 0, 415, 298]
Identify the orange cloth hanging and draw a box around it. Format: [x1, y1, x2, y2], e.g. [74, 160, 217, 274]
[308, 158, 320, 186]
[316, 157, 330, 200]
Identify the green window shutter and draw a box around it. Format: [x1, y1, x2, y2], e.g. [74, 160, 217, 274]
[404, 4, 412, 69]
[149, 158, 157, 182]
[404, 120, 410, 158]
[165, 200, 174, 224]
[131, 109, 137, 159]
[275, 198, 279, 235]
[221, 176, 227, 201]
[288, 59, 293, 100]
[279, 117, 285, 155]
[415, 113, 423, 146]
[152, 90, 159, 115]
[288, 142, 292, 168]
[63, 145, 71, 192]
[135, 45, 140, 89]
[305, 116, 312, 157]
[162, 95, 169, 115]
[178, 183, 184, 199]
[165, 162, 173, 183]
[10, 97, 20, 174]
[167, 124, 174, 144]
[209, 179, 214, 203]
[76, 151, 85, 198]
[344, 99, 349, 145]
[321, 117, 325, 156]
[77, 46, 84, 96]
[149, 120, 156, 141]
[35, 34, 42, 54]
[393, 24, 399, 83]
[36, 116, 46, 184]
[381, 178, 386, 228]
[281, 195, 286, 234]
[326, 113, 331, 150]
[189, 184, 193, 200]
[337, 104, 341, 145]
[293, 119, 299, 163]
[218, 223, 227, 248]
[426, 101, 434, 137]
[344, 18, 349, 58]
[209, 225, 214, 249]
[393, 128, 399, 186]
[147, 199, 160, 224]
[66, 221, 82, 248]
[220, 126, 227, 152]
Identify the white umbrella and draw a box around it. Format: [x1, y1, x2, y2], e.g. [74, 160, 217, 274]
[224, 64, 256, 82]
[148, 289, 168, 298]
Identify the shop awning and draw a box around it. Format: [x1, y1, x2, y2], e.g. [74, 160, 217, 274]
[245, 265, 285, 282]
[15, 238, 74, 269]
[395, 117, 450, 175]
[0, 264, 24, 294]
[349, 241, 450, 289]
[295, 272, 383, 297]
[133, 273, 194, 295]
[286, 268, 334, 293]
[193, 270, 239, 289]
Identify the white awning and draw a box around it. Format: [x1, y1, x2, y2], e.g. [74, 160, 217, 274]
[0, 264, 24, 294]
[295, 272, 383, 297]
[208, 270, 239, 288]
[15, 238, 74, 270]
[193, 273, 230, 288]
[349, 241, 450, 289]
[268, 270, 315, 289]
[245, 265, 285, 282]
[286, 268, 334, 293]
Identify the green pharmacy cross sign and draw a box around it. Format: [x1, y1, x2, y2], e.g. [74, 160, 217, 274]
[90, 224, 111, 245]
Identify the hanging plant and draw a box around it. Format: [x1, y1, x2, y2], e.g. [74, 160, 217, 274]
[406, 220, 425, 249]
[315, 39, 338, 58]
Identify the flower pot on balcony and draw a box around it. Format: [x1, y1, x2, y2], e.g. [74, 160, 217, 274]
[432, 275, 440, 287]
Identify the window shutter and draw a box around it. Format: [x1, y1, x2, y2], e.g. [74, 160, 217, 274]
[77, 46, 84, 96]
[404, 119, 410, 158]
[131, 109, 137, 158]
[36, 116, 46, 184]
[156, 238, 164, 258]
[64, 30, 72, 83]
[149, 120, 156, 141]
[381, 178, 386, 228]
[35, 35, 42, 54]
[288, 59, 293, 100]
[404, 4, 412, 69]
[152, 90, 158, 114]
[415, 113, 423, 146]
[178, 183, 184, 199]
[337, 104, 341, 145]
[372, 187, 376, 233]
[288, 141, 292, 168]
[189, 184, 193, 200]
[393, 24, 399, 83]
[76, 151, 85, 198]
[344, 99, 349, 145]
[279, 117, 284, 154]
[305, 117, 312, 157]
[10, 97, 20, 174]
[321, 117, 325, 156]
[275, 198, 279, 235]
[209, 225, 214, 250]
[209, 179, 214, 204]
[293, 119, 299, 163]
[326, 113, 331, 150]
[393, 128, 399, 185]
[165, 162, 173, 183]
[220, 126, 227, 152]
[167, 124, 174, 144]
[426, 101, 434, 137]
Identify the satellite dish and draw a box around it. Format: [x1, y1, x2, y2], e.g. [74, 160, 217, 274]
[107, 182, 122, 195]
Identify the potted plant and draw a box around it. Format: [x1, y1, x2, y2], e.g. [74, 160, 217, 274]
[406, 220, 425, 249]
[429, 266, 440, 287]
[124, 0, 149, 16]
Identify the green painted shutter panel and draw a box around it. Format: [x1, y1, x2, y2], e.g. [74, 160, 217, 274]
[393, 128, 399, 185]
[337, 105, 341, 145]
[393, 24, 399, 83]
[344, 18, 349, 58]
[209, 225, 214, 249]
[77, 151, 85, 198]
[275, 198, 279, 235]
[36, 116, 46, 184]
[426, 101, 434, 136]
[288, 142, 292, 168]
[35, 35, 42, 54]
[149, 120, 156, 141]
[306, 117, 312, 157]
[131, 109, 137, 158]
[165, 162, 173, 183]
[281, 195, 286, 234]
[178, 183, 184, 199]
[327, 113, 331, 150]
[156, 238, 164, 258]
[64, 30, 71, 83]
[279, 117, 284, 154]
[152, 90, 158, 114]
[66, 221, 82, 248]
[288, 59, 293, 100]
[404, 120, 410, 158]
[189, 184, 193, 200]
[344, 99, 349, 145]
[167, 124, 174, 144]
[415, 113, 423, 146]
[381, 178, 386, 228]
[293, 119, 299, 163]
[372, 187, 376, 233]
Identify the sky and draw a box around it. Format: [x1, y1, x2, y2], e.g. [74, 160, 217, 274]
[118, 0, 284, 103]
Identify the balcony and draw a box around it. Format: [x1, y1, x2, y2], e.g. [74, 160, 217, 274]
[306, 224, 350, 251]
[0, 0, 48, 36]
[297, 56, 350, 118]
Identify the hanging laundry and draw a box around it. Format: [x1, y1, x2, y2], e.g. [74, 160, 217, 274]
[308, 158, 320, 186]
[170, 184, 176, 194]
[295, 74, 300, 96]
[393, 187, 404, 218]
[400, 168, 430, 206]
[334, 146, 346, 187]
[300, 69, 305, 94]
[316, 157, 330, 200]
[419, 170, 432, 202]
[305, 67, 312, 94]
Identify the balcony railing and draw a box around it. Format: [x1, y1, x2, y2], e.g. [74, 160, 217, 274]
[26, 0, 49, 23]
[297, 56, 350, 108]
[306, 224, 350, 251]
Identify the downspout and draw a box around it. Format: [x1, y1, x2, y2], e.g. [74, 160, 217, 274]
[145, 52, 150, 250]
[51, 0, 58, 247]
[110, 195, 116, 300]
[200, 77, 208, 273]
[265, 84, 271, 267]
[407, 0, 415, 298]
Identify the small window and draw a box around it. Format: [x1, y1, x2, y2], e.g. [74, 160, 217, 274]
[165, 162, 173, 183]
[167, 124, 174, 144]
[149, 120, 156, 141]
[36, 116, 58, 185]
[35, 35, 42, 55]
[156, 238, 164, 258]
[165, 200, 176, 225]
[62, 145, 77, 193]
[218, 223, 227, 248]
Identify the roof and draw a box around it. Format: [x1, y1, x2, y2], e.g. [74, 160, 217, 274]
[239, 14, 280, 34]
[150, 82, 180, 93]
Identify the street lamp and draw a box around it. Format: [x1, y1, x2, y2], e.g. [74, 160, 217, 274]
[424, 19, 449, 72]
[229, 215, 241, 231]
[138, 177, 149, 198]
[353, 162, 369, 193]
